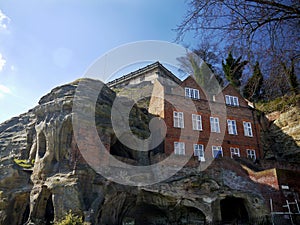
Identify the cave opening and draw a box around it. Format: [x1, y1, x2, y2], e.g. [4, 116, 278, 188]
[123, 203, 167, 225]
[220, 197, 249, 223]
[21, 204, 30, 224]
[110, 139, 135, 161]
[44, 194, 54, 225]
[38, 132, 47, 158]
[59, 120, 73, 161]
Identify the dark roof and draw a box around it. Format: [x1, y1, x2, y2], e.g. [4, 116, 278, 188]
[106, 61, 181, 88]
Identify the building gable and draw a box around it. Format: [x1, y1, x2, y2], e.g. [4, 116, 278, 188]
[218, 84, 249, 107]
[173, 76, 208, 101]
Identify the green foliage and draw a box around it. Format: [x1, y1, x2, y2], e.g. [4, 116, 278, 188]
[256, 94, 300, 113]
[13, 159, 35, 168]
[243, 61, 264, 102]
[222, 52, 248, 90]
[55, 211, 86, 225]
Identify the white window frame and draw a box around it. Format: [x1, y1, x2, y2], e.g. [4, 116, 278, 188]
[185, 87, 200, 99]
[246, 149, 256, 160]
[194, 144, 205, 161]
[192, 114, 202, 131]
[212, 146, 223, 158]
[173, 111, 184, 128]
[230, 147, 240, 158]
[174, 142, 185, 155]
[243, 121, 253, 137]
[227, 119, 238, 135]
[210, 117, 220, 133]
[225, 95, 239, 106]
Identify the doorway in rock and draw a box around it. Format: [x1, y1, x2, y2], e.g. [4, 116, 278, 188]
[123, 203, 167, 225]
[220, 197, 249, 223]
[44, 194, 54, 225]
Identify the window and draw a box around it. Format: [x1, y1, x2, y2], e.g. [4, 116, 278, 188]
[174, 142, 185, 155]
[185, 87, 200, 99]
[243, 121, 253, 137]
[225, 95, 239, 106]
[210, 117, 220, 133]
[192, 114, 202, 130]
[230, 147, 240, 158]
[173, 111, 184, 128]
[227, 119, 237, 135]
[194, 144, 205, 161]
[212, 146, 223, 158]
[247, 149, 256, 160]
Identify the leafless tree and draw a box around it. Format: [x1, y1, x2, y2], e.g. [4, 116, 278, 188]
[176, 0, 300, 95]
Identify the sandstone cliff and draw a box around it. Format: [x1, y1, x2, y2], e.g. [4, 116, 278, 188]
[260, 106, 300, 163]
[0, 78, 299, 225]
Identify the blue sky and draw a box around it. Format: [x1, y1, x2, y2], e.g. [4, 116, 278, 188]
[0, 0, 197, 123]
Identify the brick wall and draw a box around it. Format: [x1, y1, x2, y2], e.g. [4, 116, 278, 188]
[160, 76, 262, 165]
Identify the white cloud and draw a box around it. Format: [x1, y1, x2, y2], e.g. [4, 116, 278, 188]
[10, 65, 16, 71]
[0, 84, 11, 94]
[0, 53, 6, 71]
[0, 9, 10, 30]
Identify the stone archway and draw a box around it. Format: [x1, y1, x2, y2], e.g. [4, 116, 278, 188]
[220, 197, 249, 223]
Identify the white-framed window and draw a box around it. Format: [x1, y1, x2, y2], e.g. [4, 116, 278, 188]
[243, 121, 253, 137]
[173, 111, 184, 128]
[192, 114, 202, 130]
[230, 147, 240, 158]
[227, 119, 237, 135]
[246, 149, 256, 160]
[210, 117, 220, 133]
[185, 87, 200, 99]
[174, 142, 185, 155]
[194, 144, 205, 161]
[225, 95, 239, 106]
[212, 146, 223, 158]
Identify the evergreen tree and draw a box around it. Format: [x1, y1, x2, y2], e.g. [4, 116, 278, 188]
[282, 59, 299, 95]
[222, 52, 248, 90]
[243, 61, 264, 102]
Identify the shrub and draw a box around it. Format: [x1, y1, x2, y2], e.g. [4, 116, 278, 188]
[256, 94, 299, 113]
[54, 211, 86, 225]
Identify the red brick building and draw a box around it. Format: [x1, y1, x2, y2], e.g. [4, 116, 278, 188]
[149, 73, 262, 165]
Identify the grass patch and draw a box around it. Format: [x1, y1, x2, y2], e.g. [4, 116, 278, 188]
[256, 94, 299, 113]
[13, 159, 35, 168]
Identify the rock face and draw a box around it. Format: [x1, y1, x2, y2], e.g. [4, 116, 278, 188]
[0, 78, 299, 224]
[261, 106, 300, 162]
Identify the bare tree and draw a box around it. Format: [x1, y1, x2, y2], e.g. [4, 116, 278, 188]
[176, 0, 300, 95]
[176, 0, 299, 49]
